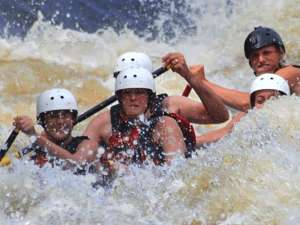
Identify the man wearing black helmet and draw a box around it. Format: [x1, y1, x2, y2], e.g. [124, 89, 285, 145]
[196, 26, 300, 112]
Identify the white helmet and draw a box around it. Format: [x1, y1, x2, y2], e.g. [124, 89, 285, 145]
[250, 73, 290, 107]
[115, 67, 155, 93]
[37, 88, 78, 122]
[113, 52, 153, 77]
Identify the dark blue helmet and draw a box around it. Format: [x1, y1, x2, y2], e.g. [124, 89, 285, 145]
[244, 26, 285, 59]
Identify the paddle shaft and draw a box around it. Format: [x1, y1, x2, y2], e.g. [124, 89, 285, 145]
[181, 85, 192, 97]
[0, 129, 19, 161]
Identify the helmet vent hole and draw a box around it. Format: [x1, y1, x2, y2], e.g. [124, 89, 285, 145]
[270, 77, 274, 80]
[50, 97, 54, 100]
[131, 58, 135, 61]
[121, 58, 125, 61]
[133, 74, 137, 78]
[60, 96, 64, 99]
[124, 75, 127, 79]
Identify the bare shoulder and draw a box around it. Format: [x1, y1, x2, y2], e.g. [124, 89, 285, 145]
[276, 65, 300, 81]
[83, 110, 112, 142]
[86, 110, 111, 128]
[162, 95, 191, 113]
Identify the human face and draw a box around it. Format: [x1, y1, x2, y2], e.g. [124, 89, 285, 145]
[249, 45, 283, 75]
[254, 89, 280, 109]
[119, 88, 149, 118]
[43, 110, 75, 142]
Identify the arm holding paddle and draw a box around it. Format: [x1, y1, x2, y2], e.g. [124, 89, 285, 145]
[193, 68, 250, 112]
[0, 67, 169, 163]
[162, 52, 229, 124]
[13, 115, 98, 164]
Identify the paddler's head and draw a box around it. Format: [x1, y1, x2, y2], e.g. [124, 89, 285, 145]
[249, 73, 290, 109]
[36, 88, 78, 142]
[115, 67, 155, 119]
[244, 26, 285, 75]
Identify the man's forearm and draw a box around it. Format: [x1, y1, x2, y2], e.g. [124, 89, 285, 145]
[186, 74, 229, 123]
[203, 79, 250, 112]
[35, 136, 88, 163]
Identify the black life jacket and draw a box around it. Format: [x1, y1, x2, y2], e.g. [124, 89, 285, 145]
[102, 94, 196, 166]
[24, 136, 89, 169]
[103, 104, 164, 166]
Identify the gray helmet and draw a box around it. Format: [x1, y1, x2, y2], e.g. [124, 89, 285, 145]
[244, 26, 285, 59]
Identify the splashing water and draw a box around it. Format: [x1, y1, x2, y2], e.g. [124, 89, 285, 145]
[1, 0, 300, 224]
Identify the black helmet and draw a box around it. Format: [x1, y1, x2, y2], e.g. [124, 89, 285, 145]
[244, 26, 285, 59]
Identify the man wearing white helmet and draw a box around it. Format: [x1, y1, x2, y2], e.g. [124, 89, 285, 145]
[14, 88, 98, 172]
[113, 51, 229, 126]
[84, 67, 192, 173]
[196, 73, 291, 146]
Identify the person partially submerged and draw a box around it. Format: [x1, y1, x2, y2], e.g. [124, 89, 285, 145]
[196, 73, 291, 146]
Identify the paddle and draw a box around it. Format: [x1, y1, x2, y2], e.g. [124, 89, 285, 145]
[0, 66, 169, 162]
[0, 129, 19, 161]
[181, 85, 192, 97]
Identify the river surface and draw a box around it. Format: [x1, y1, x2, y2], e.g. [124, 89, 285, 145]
[0, 0, 300, 224]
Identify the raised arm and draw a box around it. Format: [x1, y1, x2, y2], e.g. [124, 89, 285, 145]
[162, 53, 229, 123]
[189, 64, 250, 112]
[202, 79, 250, 112]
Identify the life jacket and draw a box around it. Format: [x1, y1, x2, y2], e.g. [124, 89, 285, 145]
[102, 94, 196, 166]
[23, 136, 89, 169]
[101, 104, 163, 167]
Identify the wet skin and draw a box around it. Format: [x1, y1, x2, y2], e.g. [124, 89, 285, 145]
[249, 45, 283, 75]
[118, 88, 149, 119]
[43, 110, 75, 143]
[254, 89, 281, 109]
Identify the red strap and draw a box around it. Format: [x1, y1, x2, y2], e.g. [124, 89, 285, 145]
[35, 154, 48, 168]
[168, 112, 196, 146]
[181, 85, 192, 97]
